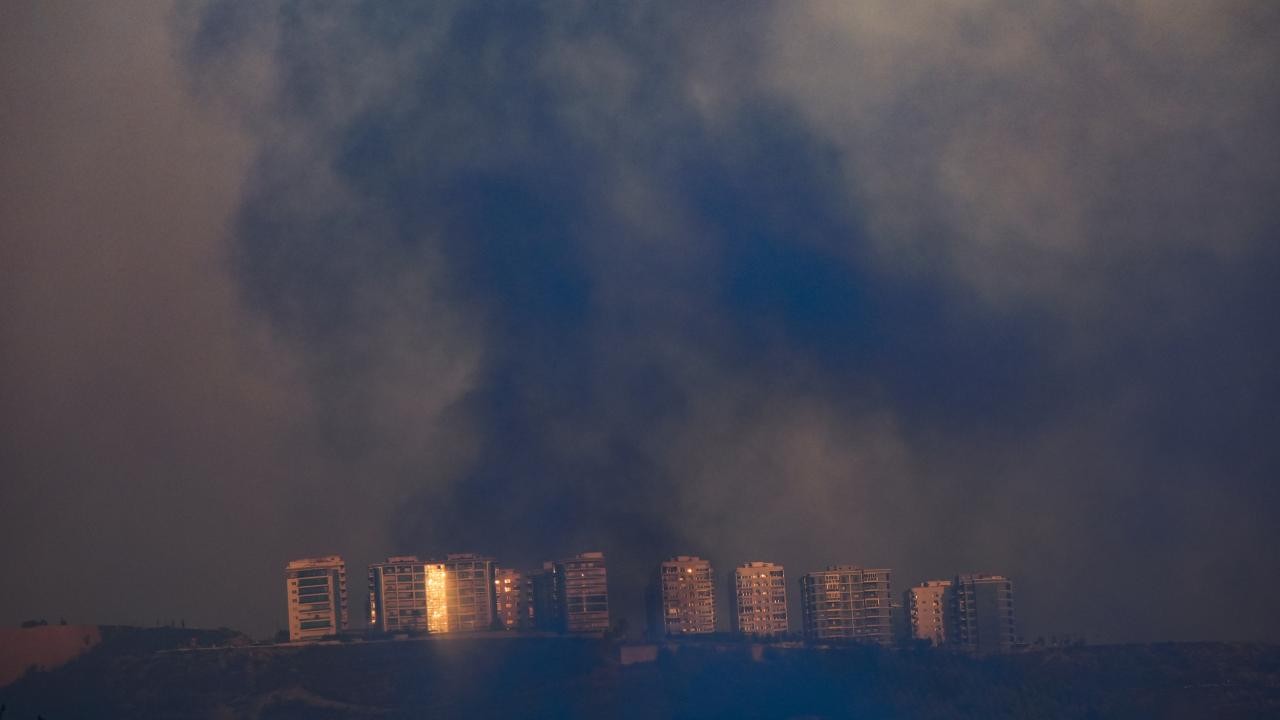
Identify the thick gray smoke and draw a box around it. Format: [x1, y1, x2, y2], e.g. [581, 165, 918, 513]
[2, 1, 1277, 641]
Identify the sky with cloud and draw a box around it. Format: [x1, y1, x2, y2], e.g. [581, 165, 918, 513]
[2, 1, 1278, 642]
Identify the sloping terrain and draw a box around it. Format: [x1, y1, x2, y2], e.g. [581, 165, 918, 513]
[2, 631, 1278, 719]
[0, 625, 101, 687]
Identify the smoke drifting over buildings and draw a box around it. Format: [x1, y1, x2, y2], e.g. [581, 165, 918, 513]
[2, 1, 1279, 644]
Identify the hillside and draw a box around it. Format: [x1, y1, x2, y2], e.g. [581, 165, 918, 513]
[2, 631, 1278, 719]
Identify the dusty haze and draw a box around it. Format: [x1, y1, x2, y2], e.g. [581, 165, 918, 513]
[2, 1, 1278, 642]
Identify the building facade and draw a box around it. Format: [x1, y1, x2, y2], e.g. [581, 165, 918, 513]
[905, 580, 953, 646]
[800, 566, 893, 645]
[953, 573, 1017, 654]
[285, 556, 349, 642]
[494, 567, 531, 631]
[558, 552, 610, 634]
[367, 556, 427, 634]
[529, 561, 561, 632]
[654, 556, 716, 636]
[426, 553, 496, 633]
[732, 561, 789, 636]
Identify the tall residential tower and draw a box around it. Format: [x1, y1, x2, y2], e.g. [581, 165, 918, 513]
[732, 562, 788, 636]
[799, 566, 893, 645]
[494, 567, 531, 631]
[558, 552, 610, 634]
[285, 556, 349, 642]
[905, 579, 953, 646]
[426, 553, 496, 633]
[953, 573, 1017, 654]
[529, 561, 561, 632]
[368, 556, 427, 633]
[652, 556, 716, 637]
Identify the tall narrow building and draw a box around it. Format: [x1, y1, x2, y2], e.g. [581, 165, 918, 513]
[559, 552, 610, 634]
[494, 567, 530, 631]
[285, 556, 349, 642]
[905, 580, 953, 646]
[952, 573, 1017, 654]
[529, 561, 561, 632]
[368, 556, 427, 634]
[425, 553, 496, 633]
[653, 556, 716, 637]
[800, 566, 893, 645]
[732, 561, 789, 636]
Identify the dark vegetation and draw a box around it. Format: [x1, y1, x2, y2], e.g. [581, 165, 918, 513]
[2, 629, 1278, 719]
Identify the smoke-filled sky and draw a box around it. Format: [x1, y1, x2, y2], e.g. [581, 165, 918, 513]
[3, 1, 1278, 642]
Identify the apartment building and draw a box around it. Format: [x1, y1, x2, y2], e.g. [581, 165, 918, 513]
[653, 556, 716, 636]
[426, 553, 496, 633]
[559, 552, 610, 634]
[494, 567, 531, 631]
[285, 556, 349, 642]
[732, 561, 789, 636]
[905, 579, 953, 646]
[953, 573, 1017, 654]
[367, 556, 427, 633]
[799, 566, 893, 645]
[529, 561, 561, 632]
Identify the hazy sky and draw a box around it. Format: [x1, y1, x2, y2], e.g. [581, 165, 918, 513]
[2, 1, 1278, 642]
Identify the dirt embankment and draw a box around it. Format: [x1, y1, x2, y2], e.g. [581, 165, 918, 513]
[0, 625, 101, 687]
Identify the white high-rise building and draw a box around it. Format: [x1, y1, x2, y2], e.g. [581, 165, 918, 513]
[285, 556, 349, 642]
[368, 556, 427, 633]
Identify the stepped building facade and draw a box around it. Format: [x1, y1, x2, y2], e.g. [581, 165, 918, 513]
[905, 574, 1018, 654]
[285, 556, 349, 641]
[905, 579, 953, 646]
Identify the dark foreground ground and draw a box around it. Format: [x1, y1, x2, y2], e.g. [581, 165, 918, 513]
[2, 629, 1279, 719]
